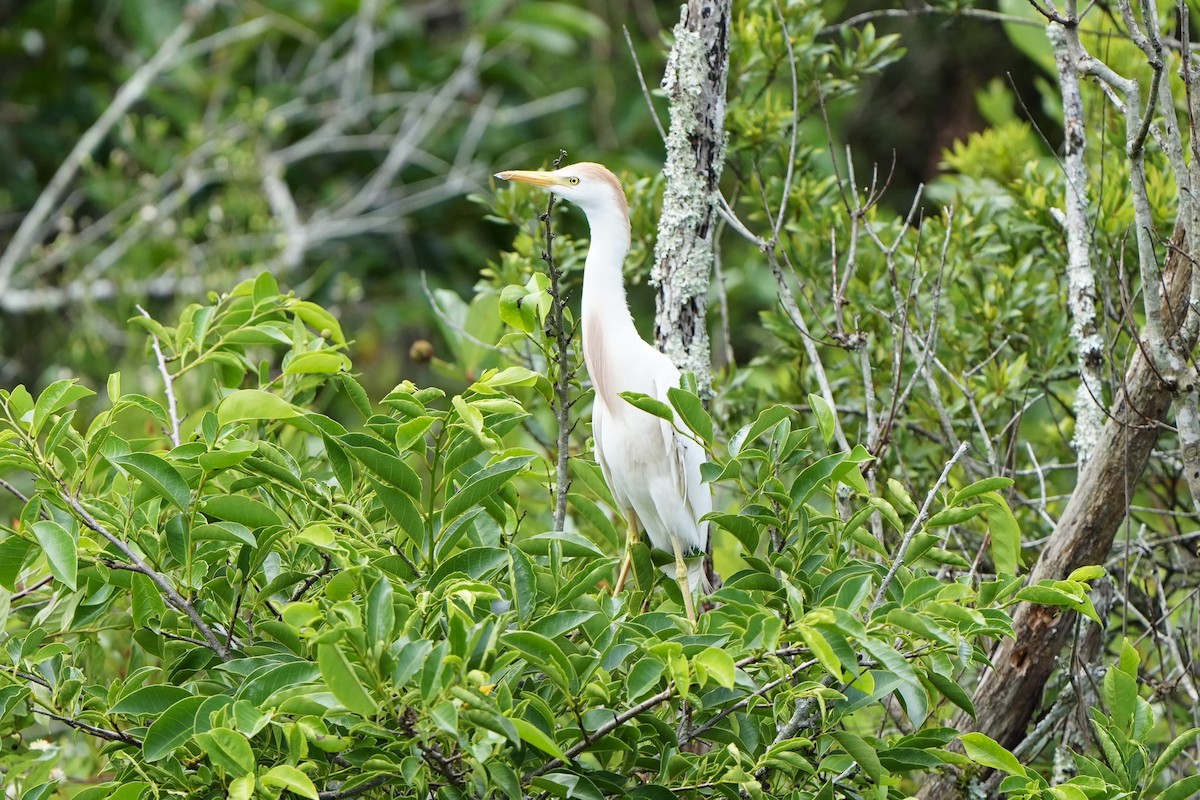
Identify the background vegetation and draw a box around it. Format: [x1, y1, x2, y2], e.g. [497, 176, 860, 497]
[2, 0, 1200, 798]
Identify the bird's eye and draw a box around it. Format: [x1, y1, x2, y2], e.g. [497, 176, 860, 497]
[566, 176, 580, 185]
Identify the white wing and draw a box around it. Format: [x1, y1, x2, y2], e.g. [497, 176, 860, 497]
[652, 363, 711, 558]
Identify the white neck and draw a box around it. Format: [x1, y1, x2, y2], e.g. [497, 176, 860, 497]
[578, 203, 638, 340]
[579, 203, 640, 405]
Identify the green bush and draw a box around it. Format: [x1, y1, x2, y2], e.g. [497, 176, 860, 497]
[0, 276, 1122, 799]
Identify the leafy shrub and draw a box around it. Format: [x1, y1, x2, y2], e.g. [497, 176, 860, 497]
[0, 276, 1115, 799]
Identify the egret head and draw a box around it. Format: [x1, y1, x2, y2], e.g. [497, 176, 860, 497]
[494, 161, 628, 220]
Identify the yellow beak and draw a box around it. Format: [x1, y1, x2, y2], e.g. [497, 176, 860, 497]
[494, 169, 561, 188]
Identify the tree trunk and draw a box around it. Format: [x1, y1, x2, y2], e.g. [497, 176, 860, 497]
[652, 0, 730, 395]
[918, 228, 1192, 800]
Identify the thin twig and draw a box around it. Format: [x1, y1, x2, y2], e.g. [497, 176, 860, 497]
[69, 491, 231, 660]
[542, 149, 575, 533]
[870, 441, 970, 614]
[31, 708, 142, 746]
[136, 305, 181, 447]
[623, 25, 667, 142]
[318, 775, 392, 800]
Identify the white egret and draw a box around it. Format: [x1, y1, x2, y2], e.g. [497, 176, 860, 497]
[495, 162, 710, 622]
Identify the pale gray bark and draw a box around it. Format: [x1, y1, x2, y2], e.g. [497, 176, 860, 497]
[652, 0, 731, 395]
[1048, 22, 1104, 462]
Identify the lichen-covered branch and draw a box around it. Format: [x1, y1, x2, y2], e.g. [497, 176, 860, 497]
[1048, 22, 1104, 462]
[652, 0, 731, 395]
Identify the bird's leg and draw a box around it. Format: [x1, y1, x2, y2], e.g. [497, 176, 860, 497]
[671, 535, 697, 625]
[612, 509, 639, 595]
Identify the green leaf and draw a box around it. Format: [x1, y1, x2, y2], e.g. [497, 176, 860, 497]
[667, 387, 713, 445]
[194, 727, 255, 777]
[31, 520, 77, 591]
[926, 506, 985, 528]
[252, 270, 279, 304]
[317, 643, 378, 717]
[927, 670, 976, 718]
[227, 775, 254, 800]
[339, 433, 422, 496]
[509, 545, 537, 623]
[217, 390, 301, 426]
[951, 476, 1014, 505]
[32, 379, 95, 437]
[476, 366, 541, 389]
[694, 647, 735, 689]
[292, 300, 347, 345]
[111, 685, 193, 716]
[798, 623, 843, 680]
[191, 521, 256, 548]
[284, 351, 352, 375]
[1016, 582, 1099, 622]
[981, 491, 1022, 575]
[261, 765, 320, 800]
[1067, 565, 1105, 582]
[960, 732, 1026, 776]
[110, 453, 191, 510]
[1160, 775, 1200, 800]
[791, 452, 847, 506]
[199, 496, 282, 529]
[625, 658, 665, 700]
[444, 455, 534, 524]
[1104, 661, 1138, 731]
[829, 730, 882, 783]
[729, 405, 794, 456]
[503, 631, 576, 693]
[515, 530, 606, 558]
[427, 547, 508, 589]
[143, 695, 207, 761]
[1148, 728, 1200, 785]
[366, 576, 395, 644]
[0, 536, 34, 590]
[808, 393, 835, 445]
[131, 572, 167, 626]
[618, 391, 674, 422]
[198, 440, 257, 471]
[510, 716, 568, 760]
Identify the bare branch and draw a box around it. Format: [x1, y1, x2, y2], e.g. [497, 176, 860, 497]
[0, 0, 219, 294]
[870, 441, 971, 615]
[135, 305, 181, 448]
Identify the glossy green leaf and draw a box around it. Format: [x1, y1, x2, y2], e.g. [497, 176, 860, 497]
[110, 452, 191, 510]
[194, 727, 255, 776]
[292, 300, 347, 345]
[444, 455, 534, 523]
[510, 716, 568, 760]
[694, 647, 735, 689]
[261, 765, 319, 800]
[199, 495, 282, 528]
[32, 379, 94, 437]
[31, 520, 77, 591]
[143, 695, 207, 761]
[667, 386, 713, 445]
[960, 732, 1026, 776]
[216, 389, 301, 426]
[283, 351, 352, 375]
[808, 393, 835, 445]
[111, 685, 193, 716]
[365, 576, 395, 645]
[317, 643, 378, 717]
[0, 536, 34, 590]
[829, 730, 882, 782]
[618, 391, 673, 422]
